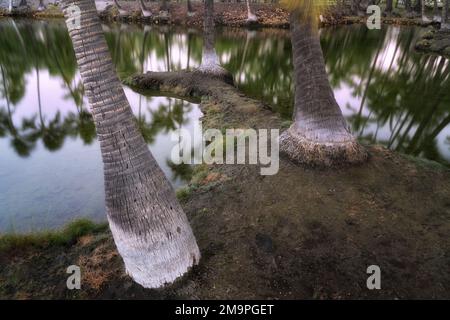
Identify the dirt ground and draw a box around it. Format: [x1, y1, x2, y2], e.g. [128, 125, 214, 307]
[1, 71, 449, 299]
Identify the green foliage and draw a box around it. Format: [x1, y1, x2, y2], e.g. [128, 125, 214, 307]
[176, 187, 192, 201]
[0, 219, 108, 253]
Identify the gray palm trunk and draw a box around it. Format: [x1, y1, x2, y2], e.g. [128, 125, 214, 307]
[160, 0, 169, 17]
[198, 0, 223, 74]
[384, 0, 393, 14]
[246, 0, 257, 22]
[38, 0, 46, 11]
[187, 0, 194, 16]
[422, 0, 430, 22]
[280, 12, 367, 166]
[139, 0, 152, 17]
[432, 0, 440, 21]
[443, 0, 450, 29]
[61, 0, 200, 288]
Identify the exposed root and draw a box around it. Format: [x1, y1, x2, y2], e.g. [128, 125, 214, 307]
[279, 127, 368, 167]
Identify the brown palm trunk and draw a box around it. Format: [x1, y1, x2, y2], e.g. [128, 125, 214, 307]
[61, 0, 200, 288]
[280, 12, 367, 166]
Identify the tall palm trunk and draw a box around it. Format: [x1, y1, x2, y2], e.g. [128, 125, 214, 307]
[280, 12, 367, 166]
[38, 0, 46, 11]
[246, 0, 258, 22]
[160, 0, 169, 17]
[61, 0, 200, 288]
[198, 0, 224, 74]
[384, 0, 393, 14]
[8, 0, 13, 12]
[187, 0, 195, 16]
[421, 0, 430, 22]
[432, 0, 440, 21]
[139, 0, 152, 17]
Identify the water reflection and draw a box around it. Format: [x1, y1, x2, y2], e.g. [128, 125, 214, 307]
[1, 19, 449, 231]
[0, 19, 202, 232]
[103, 23, 450, 166]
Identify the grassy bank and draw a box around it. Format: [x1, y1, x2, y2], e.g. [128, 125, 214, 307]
[0, 219, 108, 254]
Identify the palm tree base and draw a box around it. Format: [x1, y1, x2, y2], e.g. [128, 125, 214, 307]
[109, 219, 201, 289]
[280, 127, 368, 167]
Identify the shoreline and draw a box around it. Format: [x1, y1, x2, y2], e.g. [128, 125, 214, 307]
[0, 2, 441, 28]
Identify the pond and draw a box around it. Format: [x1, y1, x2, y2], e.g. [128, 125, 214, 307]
[0, 19, 449, 232]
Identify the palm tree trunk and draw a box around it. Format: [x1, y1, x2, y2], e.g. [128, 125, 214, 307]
[38, 0, 46, 11]
[432, 0, 440, 21]
[384, 0, 393, 14]
[421, 0, 430, 22]
[280, 12, 367, 166]
[442, 0, 450, 29]
[198, 0, 225, 75]
[187, 0, 195, 16]
[8, 0, 13, 12]
[246, 0, 258, 22]
[139, 0, 152, 17]
[160, 0, 169, 17]
[61, 0, 200, 289]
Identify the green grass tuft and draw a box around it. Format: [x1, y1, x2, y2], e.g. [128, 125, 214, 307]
[0, 219, 108, 253]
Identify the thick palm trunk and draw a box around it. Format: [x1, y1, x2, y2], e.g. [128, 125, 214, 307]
[8, 0, 13, 12]
[246, 0, 258, 22]
[198, 0, 225, 75]
[61, 0, 200, 288]
[280, 12, 367, 166]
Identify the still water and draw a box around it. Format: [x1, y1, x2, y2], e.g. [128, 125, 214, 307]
[0, 19, 449, 232]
